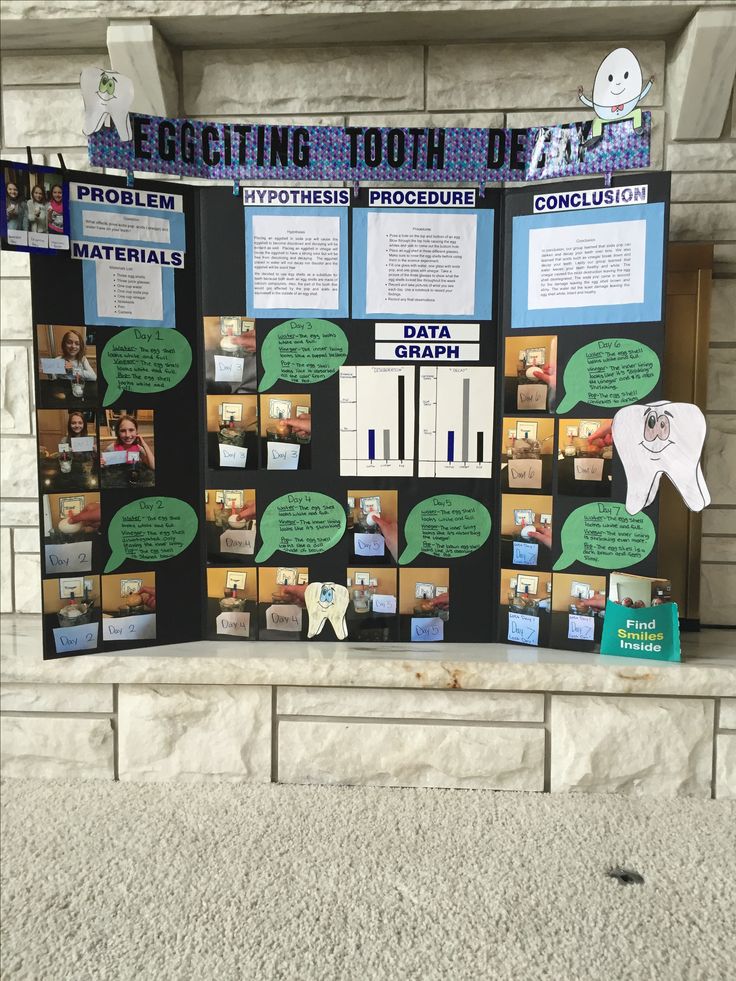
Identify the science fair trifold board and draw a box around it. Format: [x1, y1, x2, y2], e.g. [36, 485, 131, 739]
[14, 163, 671, 658]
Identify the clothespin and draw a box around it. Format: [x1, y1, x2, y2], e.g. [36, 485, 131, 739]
[56, 153, 67, 173]
[478, 180, 486, 199]
[126, 170, 134, 188]
[233, 180, 240, 196]
[353, 180, 360, 198]
[604, 172, 612, 188]
[26, 146, 33, 168]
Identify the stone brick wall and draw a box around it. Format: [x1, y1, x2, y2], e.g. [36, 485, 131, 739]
[1, 19, 734, 622]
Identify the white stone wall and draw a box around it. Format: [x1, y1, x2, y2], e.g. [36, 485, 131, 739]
[1, 15, 734, 621]
[2, 679, 734, 798]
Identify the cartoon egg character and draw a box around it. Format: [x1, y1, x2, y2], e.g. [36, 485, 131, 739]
[578, 47, 653, 147]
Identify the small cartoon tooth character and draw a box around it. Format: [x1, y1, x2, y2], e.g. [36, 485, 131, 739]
[80, 67, 134, 142]
[578, 47, 653, 149]
[304, 581, 349, 640]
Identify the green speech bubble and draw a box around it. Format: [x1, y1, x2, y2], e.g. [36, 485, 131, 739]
[553, 502, 655, 572]
[556, 339, 660, 415]
[399, 495, 492, 565]
[101, 328, 193, 406]
[259, 318, 348, 392]
[255, 492, 346, 563]
[105, 497, 198, 572]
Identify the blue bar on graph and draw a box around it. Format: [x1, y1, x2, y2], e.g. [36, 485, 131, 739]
[368, 429, 376, 460]
[447, 431, 455, 462]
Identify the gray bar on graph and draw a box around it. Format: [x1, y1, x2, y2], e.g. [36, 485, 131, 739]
[383, 429, 390, 460]
[461, 378, 470, 462]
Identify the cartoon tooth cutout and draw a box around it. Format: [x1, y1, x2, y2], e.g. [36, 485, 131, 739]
[612, 401, 711, 515]
[578, 47, 654, 149]
[80, 67, 134, 142]
[304, 582, 350, 640]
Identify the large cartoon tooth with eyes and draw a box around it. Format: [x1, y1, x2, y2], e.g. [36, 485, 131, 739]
[304, 582, 350, 640]
[612, 401, 711, 515]
[80, 67, 134, 142]
[578, 47, 654, 149]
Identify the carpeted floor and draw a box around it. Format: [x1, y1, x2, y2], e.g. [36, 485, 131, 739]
[1, 780, 735, 981]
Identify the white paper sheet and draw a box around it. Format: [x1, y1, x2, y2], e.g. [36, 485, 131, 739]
[512, 541, 539, 566]
[82, 210, 171, 243]
[371, 594, 396, 614]
[216, 611, 251, 637]
[527, 219, 646, 310]
[265, 604, 302, 632]
[71, 436, 94, 453]
[251, 214, 340, 310]
[41, 357, 67, 375]
[214, 355, 245, 383]
[568, 613, 595, 641]
[102, 450, 127, 466]
[410, 617, 444, 642]
[508, 611, 540, 645]
[44, 542, 92, 574]
[96, 261, 163, 321]
[52, 622, 99, 654]
[102, 613, 156, 642]
[365, 211, 477, 316]
[219, 529, 256, 555]
[267, 442, 300, 470]
[219, 444, 248, 468]
[354, 532, 385, 557]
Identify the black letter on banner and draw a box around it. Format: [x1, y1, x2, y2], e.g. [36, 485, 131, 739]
[292, 128, 310, 167]
[234, 125, 251, 165]
[345, 128, 362, 168]
[180, 122, 195, 164]
[409, 129, 424, 168]
[386, 129, 405, 169]
[158, 121, 177, 162]
[426, 129, 445, 169]
[133, 117, 151, 160]
[270, 127, 289, 167]
[510, 129, 526, 171]
[486, 129, 506, 169]
[202, 125, 221, 167]
[365, 128, 382, 167]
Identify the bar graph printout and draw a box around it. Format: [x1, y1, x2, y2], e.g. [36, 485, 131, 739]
[418, 366, 494, 478]
[339, 365, 415, 476]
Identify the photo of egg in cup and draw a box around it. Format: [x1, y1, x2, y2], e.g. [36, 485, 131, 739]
[101, 571, 156, 644]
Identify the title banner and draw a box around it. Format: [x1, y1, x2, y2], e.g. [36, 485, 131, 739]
[88, 113, 652, 183]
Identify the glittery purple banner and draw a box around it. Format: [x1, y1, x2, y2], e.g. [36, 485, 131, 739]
[88, 113, 651, 183]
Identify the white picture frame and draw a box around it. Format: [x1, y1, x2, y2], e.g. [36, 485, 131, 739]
[59, 577, 84, 598]
[515, 421, 538, 441]
[220, 402, 243, 423]
[269, 398, 292, 420]
[571, 580, 591, 599]
[516, 574, 538, 595]
[578, 420, 600, 439]
[276, 567, 297, 586]
[415, 582, 435, 600]
[59, 496, 85, 517]
[226, 570, 247, 590]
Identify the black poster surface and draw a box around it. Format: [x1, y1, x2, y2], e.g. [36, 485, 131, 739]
[27, 167, 669, 658]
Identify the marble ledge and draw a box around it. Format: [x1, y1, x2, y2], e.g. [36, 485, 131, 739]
[1, 616, 734, 698]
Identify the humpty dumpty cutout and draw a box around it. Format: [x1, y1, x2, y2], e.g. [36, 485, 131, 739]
[578, 48, 654, 149]
[612, 401, 710, 515]
[80, 67, 134, 142]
